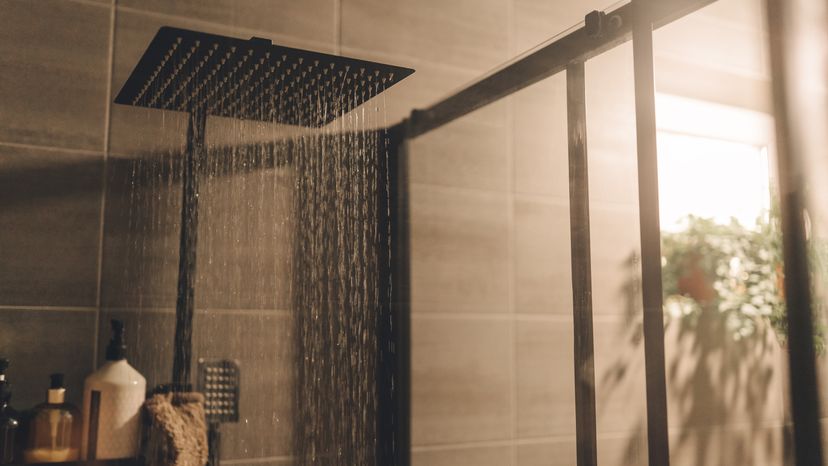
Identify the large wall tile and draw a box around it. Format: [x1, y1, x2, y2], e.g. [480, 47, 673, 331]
[584, 44, 640, 207]
[0, 145, 102, 307]
[100, 153, 182, 309]
[0, 309, 95, 408]
[411, 316, 512, 445]
[410, 184, 509, 314]
[342, 0, 510, 72]
[517, 440, 576, 466]
[596, 434, 648, 466]
[194, 310, 293, 459]
[589, 204, 641, 317]
[593, 319, 648, 435]
[0, 0, 110, 151]
[668, 424, 788, 466]
[196, 166, 293, 310]
[513, 197, 572, 315]
[512, 74, 569, 198]
[513, 0, 613, 54]
[516, 319, 576, 437]
[117, 0, 336, 48]
[413, 445, 513, 466]
[409, 100, 511, 192]
[654, 12, 767, 79]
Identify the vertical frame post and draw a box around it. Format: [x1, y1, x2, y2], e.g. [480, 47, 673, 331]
[766, 0, 825, 464]
[566, 61, 599, 466]
[173, 109, 207, 388]
[388, 122, 412, 466]
[631, 2, 671, 465]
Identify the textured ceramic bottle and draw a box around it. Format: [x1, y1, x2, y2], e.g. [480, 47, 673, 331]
[81, 320, 146, 460]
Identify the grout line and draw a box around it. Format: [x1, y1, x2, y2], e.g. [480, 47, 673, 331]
[93, 0, 117, 371]
[101, 307, 292, 316]
[0, 141, 103, 156]
[101, 307, 175, 314]
[505, 19, 519, 461]
[411, 420, 792, 453]
[0, 305, 97, 312]
[410, 310, 578, 321]
[222, 455, 292, 465]
[66, 0, 112, 8]
[409, 181, 513, 198]
[199, 308, 292, 316]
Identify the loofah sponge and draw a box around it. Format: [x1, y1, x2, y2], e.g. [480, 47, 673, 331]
[143, 392, 208, 466]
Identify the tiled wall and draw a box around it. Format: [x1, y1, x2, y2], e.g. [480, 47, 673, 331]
[0, 0, 113, 409]
[0, 1, 794, 466]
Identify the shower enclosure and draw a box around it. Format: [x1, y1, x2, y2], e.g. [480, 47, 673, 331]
[388, 0, 826, 465]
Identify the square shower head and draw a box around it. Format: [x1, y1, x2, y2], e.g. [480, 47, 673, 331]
[114, 27, 414, 127]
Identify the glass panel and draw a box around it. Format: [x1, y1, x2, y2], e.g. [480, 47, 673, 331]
[584, 41, 650, 466]
[653, 1, 792, 464]
[405, 68, 578, 463]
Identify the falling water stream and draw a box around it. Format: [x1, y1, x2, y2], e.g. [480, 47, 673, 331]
[114, 58, 392, 465]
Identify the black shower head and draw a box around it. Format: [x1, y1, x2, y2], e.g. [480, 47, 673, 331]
[114, 27, 414, 127]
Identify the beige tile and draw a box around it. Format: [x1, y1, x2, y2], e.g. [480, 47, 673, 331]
[517, 440, 576, 466]
[109, 10, 196, 156]
[664, 314, 786, 430]
[589, 204, 642, 317]
[98, 309, 176, 391]
[694, 0, 766, 30]
[0, 309, 96, 408]
[513, 197, 572, 315]
[196, 162, 294, 310]
[654, 10, 767, 79]
[194, 311, 293, 459]
[413, 445, 513, 466]
[410, 184, 509, 314]
[341, 0, 510, 72]
[0, 145, 103, 307]
[512, 74, 569, 198]
[653, 54, 772, 114]
[512, 0, 612, 54]
[117, 0, 337, 47]
[597, 434, 648, 466]
[668, 424, 788, 466]
[516, 319, 576, 437]
[409, 100, 511, 192]
[584, 44, 640, 207]
[593, 319, 648, 435]
[411, 316, 512, 445]
[100, 152, 182, 309]
[0, 0, 110, 151]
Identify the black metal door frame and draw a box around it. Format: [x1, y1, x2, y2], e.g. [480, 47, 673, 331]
[390, 0, 825, 465]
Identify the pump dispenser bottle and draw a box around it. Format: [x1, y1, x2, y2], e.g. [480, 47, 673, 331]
[23, 373, 81, 463]
[81, 320, 146, 460]
[0, 359, 19, 464]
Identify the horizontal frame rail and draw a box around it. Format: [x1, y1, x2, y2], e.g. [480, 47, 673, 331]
[406, 0, 716, 139]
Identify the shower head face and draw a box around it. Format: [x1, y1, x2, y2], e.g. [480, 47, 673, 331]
[114, 27, 414, 127]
